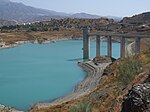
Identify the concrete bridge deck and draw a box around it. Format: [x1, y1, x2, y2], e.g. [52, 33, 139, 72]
[83, 28, 150, 59]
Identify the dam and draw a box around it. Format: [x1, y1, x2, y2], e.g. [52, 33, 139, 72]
[83, 28, 150, 59]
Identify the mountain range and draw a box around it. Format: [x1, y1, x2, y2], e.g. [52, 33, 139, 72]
[0, 19, 16, 27]
[0, 0, 121, 23]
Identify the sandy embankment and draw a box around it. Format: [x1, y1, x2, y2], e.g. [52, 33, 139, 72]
[31, 61, 111, 110]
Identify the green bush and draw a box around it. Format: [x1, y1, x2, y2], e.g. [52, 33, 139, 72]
[116, 56, 143, 89]
[30, 26, 37, 31]
[41, 27, 48, 31]
[70, 102, 92, 112]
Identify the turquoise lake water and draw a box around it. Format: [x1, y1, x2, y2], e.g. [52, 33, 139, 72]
[0, 40, 120, 110]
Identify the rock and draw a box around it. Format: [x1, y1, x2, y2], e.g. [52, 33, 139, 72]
[121, 77, 150, 112]
[0, 104, 23, 112]
[93, 56, 116, 65]
[32, 38, 51, 44]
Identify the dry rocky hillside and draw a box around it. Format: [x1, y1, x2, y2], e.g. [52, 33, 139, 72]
[0, 18, 113, 32]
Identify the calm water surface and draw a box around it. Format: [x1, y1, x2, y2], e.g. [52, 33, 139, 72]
[0, 40, 120, 110]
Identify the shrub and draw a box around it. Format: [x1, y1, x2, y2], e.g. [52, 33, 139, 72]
[116, 55, 143, 89]
[41, 27, 48, 31]
[30, 26, 37, 31]
[70, 102, 92, 112]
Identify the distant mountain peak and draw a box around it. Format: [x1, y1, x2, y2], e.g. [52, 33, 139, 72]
[70, 13, 101, 19]
[0, 0, 122, 23]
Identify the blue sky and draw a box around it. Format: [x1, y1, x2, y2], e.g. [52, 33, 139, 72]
[11, 0, 150, 17]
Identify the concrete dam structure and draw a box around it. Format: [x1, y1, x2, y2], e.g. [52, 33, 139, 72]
[82, 28, 150, 59]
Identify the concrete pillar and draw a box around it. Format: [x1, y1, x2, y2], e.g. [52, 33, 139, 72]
[107, 36, 112, 57]
[135, 37, 141, 54]
[96, 35, 100, 57]
[83, 28, 90, 59]
[120, 37, 126, 58]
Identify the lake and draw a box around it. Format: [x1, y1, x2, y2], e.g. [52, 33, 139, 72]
[0, 40, 120, 110]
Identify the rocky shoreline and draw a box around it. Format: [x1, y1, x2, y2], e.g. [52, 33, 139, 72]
[0, 41, 29, 49]
[0, 104, 23, 112]
[0, 36, 83, 49]
[0, 35, 119, 50]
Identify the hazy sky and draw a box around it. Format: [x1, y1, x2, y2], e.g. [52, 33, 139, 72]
[11, 0, 150, 17]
